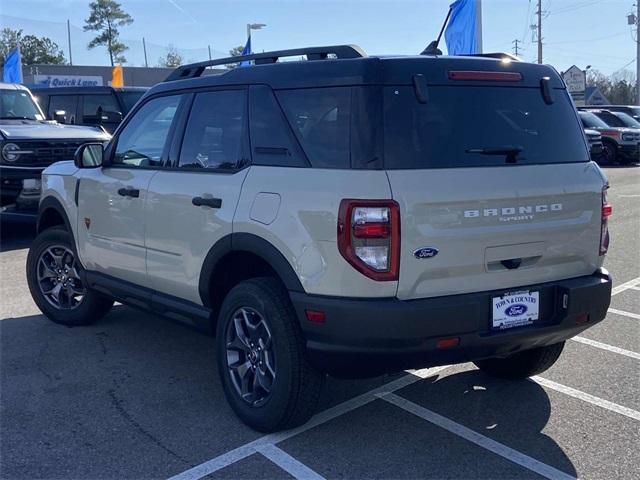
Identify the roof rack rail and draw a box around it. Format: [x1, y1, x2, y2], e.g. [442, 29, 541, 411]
[468, 52, 522, 62]
[164, 44, 367, 82]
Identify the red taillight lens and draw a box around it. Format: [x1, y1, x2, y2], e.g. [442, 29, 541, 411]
[337, 199, 400, 281]
[600, 186, 612, 256]
[448, 70, 522, 82]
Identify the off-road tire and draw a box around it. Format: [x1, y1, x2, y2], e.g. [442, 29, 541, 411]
[216, 277, 324, 432]
[473, 342, 565, 380]
[26, 227, 113, 326]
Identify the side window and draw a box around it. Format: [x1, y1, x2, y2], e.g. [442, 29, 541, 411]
[48, 95, 79, 123]
[83, 94, 121, 122]
[249, 85, 307, 167]
[178, 90, 246, 170]
[113, 95, 181, 168]
[276, 87, 351, 168]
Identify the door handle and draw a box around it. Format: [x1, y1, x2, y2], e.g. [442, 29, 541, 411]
[117, 187, 140, 198]
[192, 196, 222, 208]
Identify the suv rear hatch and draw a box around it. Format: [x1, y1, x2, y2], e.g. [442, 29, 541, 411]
[382, 60, 606, 300]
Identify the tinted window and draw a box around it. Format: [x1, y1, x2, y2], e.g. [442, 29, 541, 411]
[120, 91, 145, 113]
[249, 85, 307, 167]
[114, 95, 181, 168]
[178, 90, 246, 170]
[0, 89, 43, 120]
[611, 112, 640, 128]
[593, 111, 625, 128]
[384, 86, 589, 169]
[49, 95, 78, 123]
[277, 87, 351, 168]
[579, 111, 609, 129]
[83, 94, 121, 124]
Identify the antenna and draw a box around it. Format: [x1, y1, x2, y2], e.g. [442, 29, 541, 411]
[421, 7, 453, 55]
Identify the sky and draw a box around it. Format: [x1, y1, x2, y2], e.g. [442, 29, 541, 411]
[0, 0, 637, 77]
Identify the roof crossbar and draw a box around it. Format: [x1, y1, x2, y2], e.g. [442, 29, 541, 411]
[164, 45, 367, 82]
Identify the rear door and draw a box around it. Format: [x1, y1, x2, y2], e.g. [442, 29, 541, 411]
[384, 84, 605, 300]
[144, 88, 249, 304]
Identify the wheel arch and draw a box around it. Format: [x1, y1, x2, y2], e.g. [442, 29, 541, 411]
[38, 196, 73, 235]
[199, 233, 305, 314]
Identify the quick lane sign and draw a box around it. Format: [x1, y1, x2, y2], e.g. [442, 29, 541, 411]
[33, 75, 104, 88]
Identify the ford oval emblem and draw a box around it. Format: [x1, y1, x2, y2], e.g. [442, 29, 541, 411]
[505, 304, 527, 317]
[414, 247, 439, 259]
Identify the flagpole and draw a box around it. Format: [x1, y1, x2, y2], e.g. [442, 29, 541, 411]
[67, 19, 73, 66]
[475, 0, 483, 53]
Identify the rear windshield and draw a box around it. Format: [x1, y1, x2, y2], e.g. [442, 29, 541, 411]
[384, 86, 589, 169]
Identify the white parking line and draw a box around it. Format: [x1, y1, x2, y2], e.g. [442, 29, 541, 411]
[607, 308, 640, 320]
[167, 366, 449, 480]
[531, 376, 640, 421]
[258, 444, 326, 480]
[379, 393, 576, 480]
[571, 336, 640, 360]
[611, 276, 640, 296]
[629, 286, 640, 292]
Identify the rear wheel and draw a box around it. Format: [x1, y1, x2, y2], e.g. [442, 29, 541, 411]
[26, 227, 113, 326]
[216, 277, 324, 432]
[473, 342, 565, 380]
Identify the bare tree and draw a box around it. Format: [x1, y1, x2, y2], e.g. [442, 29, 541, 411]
[158, 45, 183, 68]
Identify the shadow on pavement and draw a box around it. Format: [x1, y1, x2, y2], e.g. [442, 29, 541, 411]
[0, 305, 401, 479]
[0, 216, 36, 253]
[396, 368, 578, 478]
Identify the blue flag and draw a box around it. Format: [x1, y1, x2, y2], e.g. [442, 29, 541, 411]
[444, 0, 480, 55]
[3, 46, 23, 83]
[239, 36, 251, 67]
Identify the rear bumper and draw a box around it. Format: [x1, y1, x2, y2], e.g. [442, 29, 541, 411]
[291, 269, 612, 377]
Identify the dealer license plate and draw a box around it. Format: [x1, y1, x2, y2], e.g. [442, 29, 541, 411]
[492, 291, 539, 330]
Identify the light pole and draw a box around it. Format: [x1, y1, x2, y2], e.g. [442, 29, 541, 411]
[246, 23, 267, 49]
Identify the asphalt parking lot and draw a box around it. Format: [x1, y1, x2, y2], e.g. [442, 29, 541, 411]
[1, 165, 638, 480]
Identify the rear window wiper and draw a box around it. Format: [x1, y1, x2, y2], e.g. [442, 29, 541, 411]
[465, 147, 523, 163]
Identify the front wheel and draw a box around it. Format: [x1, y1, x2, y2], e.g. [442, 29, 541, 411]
[26, 227, 113, 326]
[473, 342, 565, 380]
[216, 277, 324, 432]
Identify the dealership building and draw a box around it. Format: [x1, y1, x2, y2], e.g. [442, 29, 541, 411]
[21, 64, 224, 88]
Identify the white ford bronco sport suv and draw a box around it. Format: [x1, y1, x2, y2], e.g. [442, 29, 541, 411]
[27, 45, 613, 432]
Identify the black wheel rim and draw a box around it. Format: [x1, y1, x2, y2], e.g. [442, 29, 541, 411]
[36, 245, 85, 310]
[225, 307, 276, 406]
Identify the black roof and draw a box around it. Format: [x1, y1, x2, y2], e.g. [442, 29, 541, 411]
[149, 45, 564, 97]
[30, 86, 148, 94]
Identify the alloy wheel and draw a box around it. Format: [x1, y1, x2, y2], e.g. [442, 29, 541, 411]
[36, 245, 85, 310]
[225, 307, 276, 406]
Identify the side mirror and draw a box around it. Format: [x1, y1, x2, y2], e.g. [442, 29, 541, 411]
[100, 110, 123, 123]
[53, 110, 67, 124]
[74, 143, 103, 168]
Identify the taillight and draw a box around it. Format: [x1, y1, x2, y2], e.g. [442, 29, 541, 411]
[600, 186, 612, 256]
[337, 199, 400, 281]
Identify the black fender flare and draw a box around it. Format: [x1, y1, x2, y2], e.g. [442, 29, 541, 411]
[198, 232, 305, 308]
[37, 196, 74, 235]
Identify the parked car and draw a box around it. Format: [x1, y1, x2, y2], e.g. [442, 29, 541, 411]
[28, 45, 612, 432]
[585, 128, 604, 162]
[578, 110, 640, 164]
[31, 86, 147, 134]
[581, 108, 640, 129]
[0, 83, 110, 209]
[593, 105, 640, 121]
